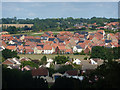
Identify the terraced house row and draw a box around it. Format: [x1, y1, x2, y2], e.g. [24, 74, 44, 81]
[0, 30, 120, 54]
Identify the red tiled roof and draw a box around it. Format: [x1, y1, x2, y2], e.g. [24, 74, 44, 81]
[88, 35, 94, 40]
[24, 46, 31, 50]
[52, 43, 58, 48]
[25, 36, 35, 39]
[2, 34, 11, 37]
[43, 45, 52, 50]
[97, 30, 104, 33]
[106, 22, 119, 26]
[25, 49, 34, 53]
[17, 45, 24, 50]
[2, 41, 7, 47]
[65, 49, 72, 53]
[58, 45, 66, 50]
[6, 46, 16, 50]
[36, 46, 42, 50]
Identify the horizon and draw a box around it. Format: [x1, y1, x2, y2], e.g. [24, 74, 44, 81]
[1, 16, 118, 20]
[2, 2, 118, 19]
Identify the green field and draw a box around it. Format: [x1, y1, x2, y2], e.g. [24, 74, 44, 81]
[18, 54, 90, 60]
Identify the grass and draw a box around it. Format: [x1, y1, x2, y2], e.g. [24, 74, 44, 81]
[10, 30, 98, 37]
[18, 54, 90, 60]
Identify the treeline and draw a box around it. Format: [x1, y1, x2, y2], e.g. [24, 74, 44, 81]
[2, 26, 32, 34]
[90, 46, 120, 61]
[1, 17, 118, 32]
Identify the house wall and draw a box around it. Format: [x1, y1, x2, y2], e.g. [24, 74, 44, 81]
[77, 49, 82, 53]
[34, 47, 42, 54]
[43, 49, 54, 54]
[73, 46, 77, 53]
[73, 46, 82, 53]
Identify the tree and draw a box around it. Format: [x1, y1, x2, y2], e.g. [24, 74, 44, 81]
[2, 49, 19, 59]
[56, 65, 73, 74]
[54, 55, 69, 64]
[51, 77, 82, 89]
[90, 46, 114, 61]
[20, 61, 38, 68]
[82, 61, 120, 89]
[40, 56, 47, 65]
[2, 65, 48, 88]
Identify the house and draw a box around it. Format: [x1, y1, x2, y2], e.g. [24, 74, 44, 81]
[69, 38, 76, 48]
[47, 58, 53, 63]
[17, 45, 24, 54]
[89, 59, 97, 65]
[73, 59, 81, 65]
[32, 67, 49, 78]
[40, 35, 48, 42]
[6, 46, 16, 51]
[24, 46, 34, 54]
[43, 45, 54, 54]
[55, 46, 66, 54]
[105, 40, 112, 45]
[1, 31, 9, 35]
[63, 70, 79, 77]
[20, 35, 25, 41]
[21, 65, 34, 71]
[1, 34, 11, 41]
[97, 30, 105, 36]
[73, 45, 82, 53]
[2, 59, 16, 65]
[65, 49, 73, 54]
[8, 40, 16, 44]
[7, 65, 20, 69]
[34, 46, 43, 54]
[84, 45, 92, 54]
[2, 58, 21, 66]
[2, 41, 7, 48]
[19, 57, 31, 62]
[52, 73, 63, 80]
[48, 37, 55, 42]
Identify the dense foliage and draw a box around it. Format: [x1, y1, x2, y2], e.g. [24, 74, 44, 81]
[56, 65, 74, 74]
[2, 26, 32, 34]
[1, 17, 118, 33]
[51, 77, 82, 89]
[20, 61, 39, 69]
[54, 55, 69, 64]
[82, 61, 120, 89]
[40, 56, 47, 65]
[2, 49, 19, 60]
[2, 65, 48, 88]
[90, 46, 120, 61]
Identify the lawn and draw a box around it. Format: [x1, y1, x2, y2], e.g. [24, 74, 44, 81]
[18, 54, 90, 60]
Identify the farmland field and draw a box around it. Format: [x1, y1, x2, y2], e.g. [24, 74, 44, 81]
[18, 54, 90, 60]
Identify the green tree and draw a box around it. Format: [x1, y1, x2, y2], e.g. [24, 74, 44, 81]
[54, 55, 69, 64]
[40, 56, 47, 65]
[20, 61, 38, 68]
[82, 61, 120, 89]
[2, 65, 48, 88]
[56, 65, 73, 74]
[2, 49, 19, 59]
[51, 77, 82, 89]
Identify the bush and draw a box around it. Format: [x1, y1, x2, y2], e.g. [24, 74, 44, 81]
[84, 57, 88, 60]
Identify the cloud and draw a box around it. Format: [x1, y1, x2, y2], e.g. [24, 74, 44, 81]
[2, 0, 120, 2]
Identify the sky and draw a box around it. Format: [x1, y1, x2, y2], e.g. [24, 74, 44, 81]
[1, 2, 118, 19]
[1, 0, 120, 2]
